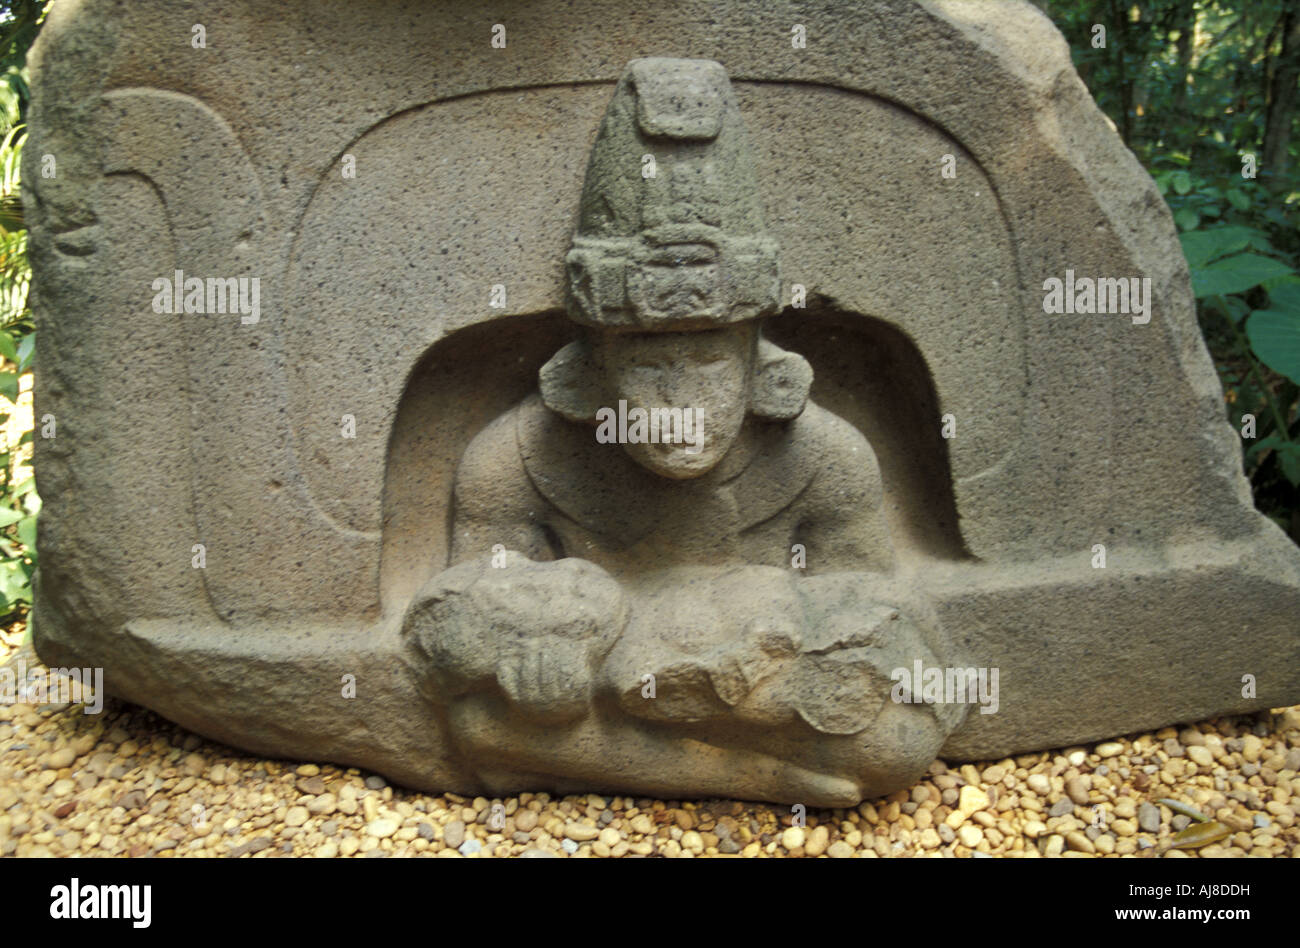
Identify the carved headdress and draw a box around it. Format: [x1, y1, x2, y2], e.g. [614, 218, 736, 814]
[565, 58, 781, 331]
[543, 58, 811, 422]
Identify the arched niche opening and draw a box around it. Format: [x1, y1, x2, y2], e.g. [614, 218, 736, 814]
[765, 302, 969, 564]
[381, 303, 968, 614]
[380, 311, 574, 614]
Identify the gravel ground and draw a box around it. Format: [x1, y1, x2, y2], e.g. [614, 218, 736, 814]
[1, 634, 1297, 858]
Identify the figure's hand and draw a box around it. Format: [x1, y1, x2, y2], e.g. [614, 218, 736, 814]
[403, 552, 627, 705]
[496, 636, 594, 724]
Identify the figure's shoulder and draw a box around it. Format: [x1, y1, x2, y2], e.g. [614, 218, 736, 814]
[791, 400, 884, 506]
[459, 399, 521, 473]
[794, 401, 881, 467]
[454, 395, 545, 512]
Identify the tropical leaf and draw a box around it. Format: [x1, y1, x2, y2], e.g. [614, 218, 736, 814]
[1246, 309, 1300, 385]
[1178, 226, 1267, 269]
[1192, 253, 1295, 299]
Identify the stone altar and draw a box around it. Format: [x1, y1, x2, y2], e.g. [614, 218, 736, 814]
[24, 0, 1300, 806]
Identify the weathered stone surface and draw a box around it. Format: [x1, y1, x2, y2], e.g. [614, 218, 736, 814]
[24, 0, 1300, 806]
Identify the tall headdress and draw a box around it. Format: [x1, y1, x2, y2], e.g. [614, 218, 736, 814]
[565, 58, 781, 331]
[542, 58, 811, 423]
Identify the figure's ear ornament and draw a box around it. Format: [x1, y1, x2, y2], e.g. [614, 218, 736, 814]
[539, 339, 605, 424]
[751, 338, 812, 421]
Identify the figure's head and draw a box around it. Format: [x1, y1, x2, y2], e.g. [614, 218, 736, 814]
[596, 323, 754, 478]
[540, 324, 813, 480]
[540, 56, 813, 478]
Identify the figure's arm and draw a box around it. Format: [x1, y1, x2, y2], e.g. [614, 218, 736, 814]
[448, 409, 555, 565]
[413, 408, 625, 724]
[794, 411, 894, 574]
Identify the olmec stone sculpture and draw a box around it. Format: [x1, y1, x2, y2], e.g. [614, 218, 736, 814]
[403, 59, 963, 803]
[25, 0, 1300, 806]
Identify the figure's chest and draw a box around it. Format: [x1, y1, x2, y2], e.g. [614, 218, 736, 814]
[542, 493, 802, 577]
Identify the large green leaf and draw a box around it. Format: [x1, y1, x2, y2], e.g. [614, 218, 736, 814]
[1225, 296, 1251, 324]
[1179, 226, 1266, 269]
[1170, 170, 1193, 194]
[1192, 253, 1295, 299]
[0, 507, 23, 528]
[1246, 434, 1284, 462]
[1279, 444, 1300, 488]
[0, 559, 30, 604]
[16, 513, 35, 550]
[16, 330, 33, 371]
[1246, 309, 1300, 385]
[1269, 281, 1300, 315]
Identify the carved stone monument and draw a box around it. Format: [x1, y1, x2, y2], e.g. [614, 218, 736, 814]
[25, 0, 1300, 806]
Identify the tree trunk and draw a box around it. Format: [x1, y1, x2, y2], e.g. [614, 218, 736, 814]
[1111, 0, 1134, 146]
[1172, 1, 1196, 117]
[1262, 7, 1300, 190]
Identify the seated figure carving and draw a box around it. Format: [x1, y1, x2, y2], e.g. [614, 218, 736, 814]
[402, 58, 966, 805]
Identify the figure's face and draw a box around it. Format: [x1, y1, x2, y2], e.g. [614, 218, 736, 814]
[599, 326, 753, 479]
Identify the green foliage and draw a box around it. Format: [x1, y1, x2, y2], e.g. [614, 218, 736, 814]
[0, 1, 46, 74]
[1153, 138, 1300, 528]
[0, 1, 44, 621]
[1160, 161, 1300, 527]
[1192, 252, 1292, 298]
[1247, 305, 1300, 383]
[0, 462, 37, 612]
[1177, 214, 1300, 500]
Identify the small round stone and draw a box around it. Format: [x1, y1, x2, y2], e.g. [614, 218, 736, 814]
[805, 825, 829, 856]
[1137, 802, 1161, 833]
[45, 748, 75, 769]
[1065, 776, 1090, 805]
[284, 806, 309, 827]
[366, 818, 399, 839]
[443, 820, 466, 848]
[565, 822, 599, 842]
